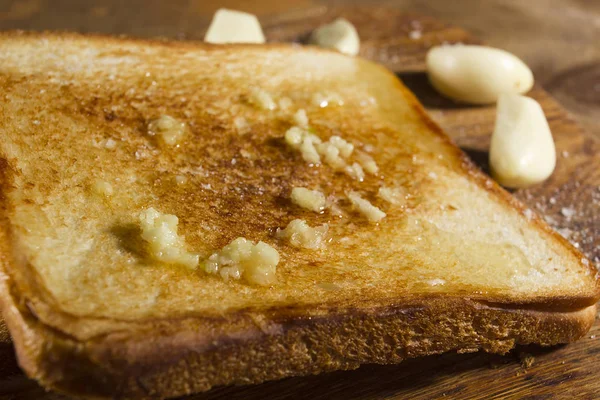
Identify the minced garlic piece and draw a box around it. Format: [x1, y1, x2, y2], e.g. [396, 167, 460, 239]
[250, 88, 276, 110]
[285, 126, 304, 147]
[348, 191, 386, 222]
[300, 137, 321, 164]
[278, 97, 293, 111]
[104, 138, 117, 149]
[175, 175, 187, 185]
[148, 115, 187, 146]
[233, 116, 250, 135]
[92, 179, 113, 197]
[276, 219, 328, 249]
[285, 126, 322, 164]
[329, 136, 353, 158]
[378, 186, 405, 205]
[316, 141, 346, 170]
[293, 109, 309, 128]
[139, 208, 199, 269]
[356, 151, 379, 174]
[291, 187, 327, 212]
[204, 237, 280, 285]
[344, 162, 365, 181]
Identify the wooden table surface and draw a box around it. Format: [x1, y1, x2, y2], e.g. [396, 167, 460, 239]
[0, 1, 599, 399]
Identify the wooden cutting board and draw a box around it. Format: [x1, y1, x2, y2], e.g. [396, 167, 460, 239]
[1, 6, 599, 399]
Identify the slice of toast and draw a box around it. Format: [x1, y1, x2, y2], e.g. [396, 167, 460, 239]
[0, 32, 597, 399]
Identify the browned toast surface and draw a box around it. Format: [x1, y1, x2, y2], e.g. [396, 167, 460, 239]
[0, 32, 598, 398]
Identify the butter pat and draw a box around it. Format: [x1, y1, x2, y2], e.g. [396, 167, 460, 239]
[309, 18, 360, 56]
[204, 237, 279, 285]
[490, 94, 556, 188]
[204, 9, 265, 44]
[139, 208, 199, 269]
[426, 45, 534, 104]
[276, 219, 329, 249]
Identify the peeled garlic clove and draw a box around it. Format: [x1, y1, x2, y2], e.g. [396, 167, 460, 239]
[489, 94, 556, 189]
[309, 18, 360, 56]
[204, 9, 265, 44]
[426, 45, 534, 104]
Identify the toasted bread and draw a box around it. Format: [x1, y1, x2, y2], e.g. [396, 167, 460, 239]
[0, 32, 598, 399]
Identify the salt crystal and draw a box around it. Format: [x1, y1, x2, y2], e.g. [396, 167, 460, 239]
[562, 151, 569, 158]
[549, 197, 556, 205]
[523, 209, 533, 220]
[428, 172, 437, 179]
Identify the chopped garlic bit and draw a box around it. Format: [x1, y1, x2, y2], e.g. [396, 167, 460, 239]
[92, 179, 113, 197]
[204, 237, 279, 285]
[104, 138, 117, 149]
[278, 97, 293, 111]
[378, 186, 405, 205]
[348, 191, 386, 222]
[139, 208, 199, 269]
[356, 151, 379, 174]
[175, 175, 187, 185]
[148, 115, 187, 146]
[293, 109, 309, 128]
[300, 136, 321, 164]
[250, 88, 276, 110]
[233, 116, 250, 135]
[344, 162, 365, 181]
[285, 126, 322, 164]
[276, 219, 329, 249]
[317, 141, 346, 170]
[314, 135, 355, 171]
[329, 136, 354, 158]
[291, 187, 327, 212]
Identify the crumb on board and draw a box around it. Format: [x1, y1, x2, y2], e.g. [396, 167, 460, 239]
[519, 352, 535, 369]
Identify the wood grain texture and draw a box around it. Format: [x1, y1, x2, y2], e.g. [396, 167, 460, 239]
[0, 3, 599, 400]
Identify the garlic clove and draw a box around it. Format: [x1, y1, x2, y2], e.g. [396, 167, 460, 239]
[309, 18, 360, 56]
[426, 44, 534, 105]
[489, 94, 556, 188]
[204, 9, 265, 44]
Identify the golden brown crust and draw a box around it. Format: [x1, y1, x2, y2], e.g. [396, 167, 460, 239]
[1, 267, 595, 399]
[0, 32, 599, 399]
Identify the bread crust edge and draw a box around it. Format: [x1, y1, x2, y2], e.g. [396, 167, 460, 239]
[0, 269, 596, 399]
